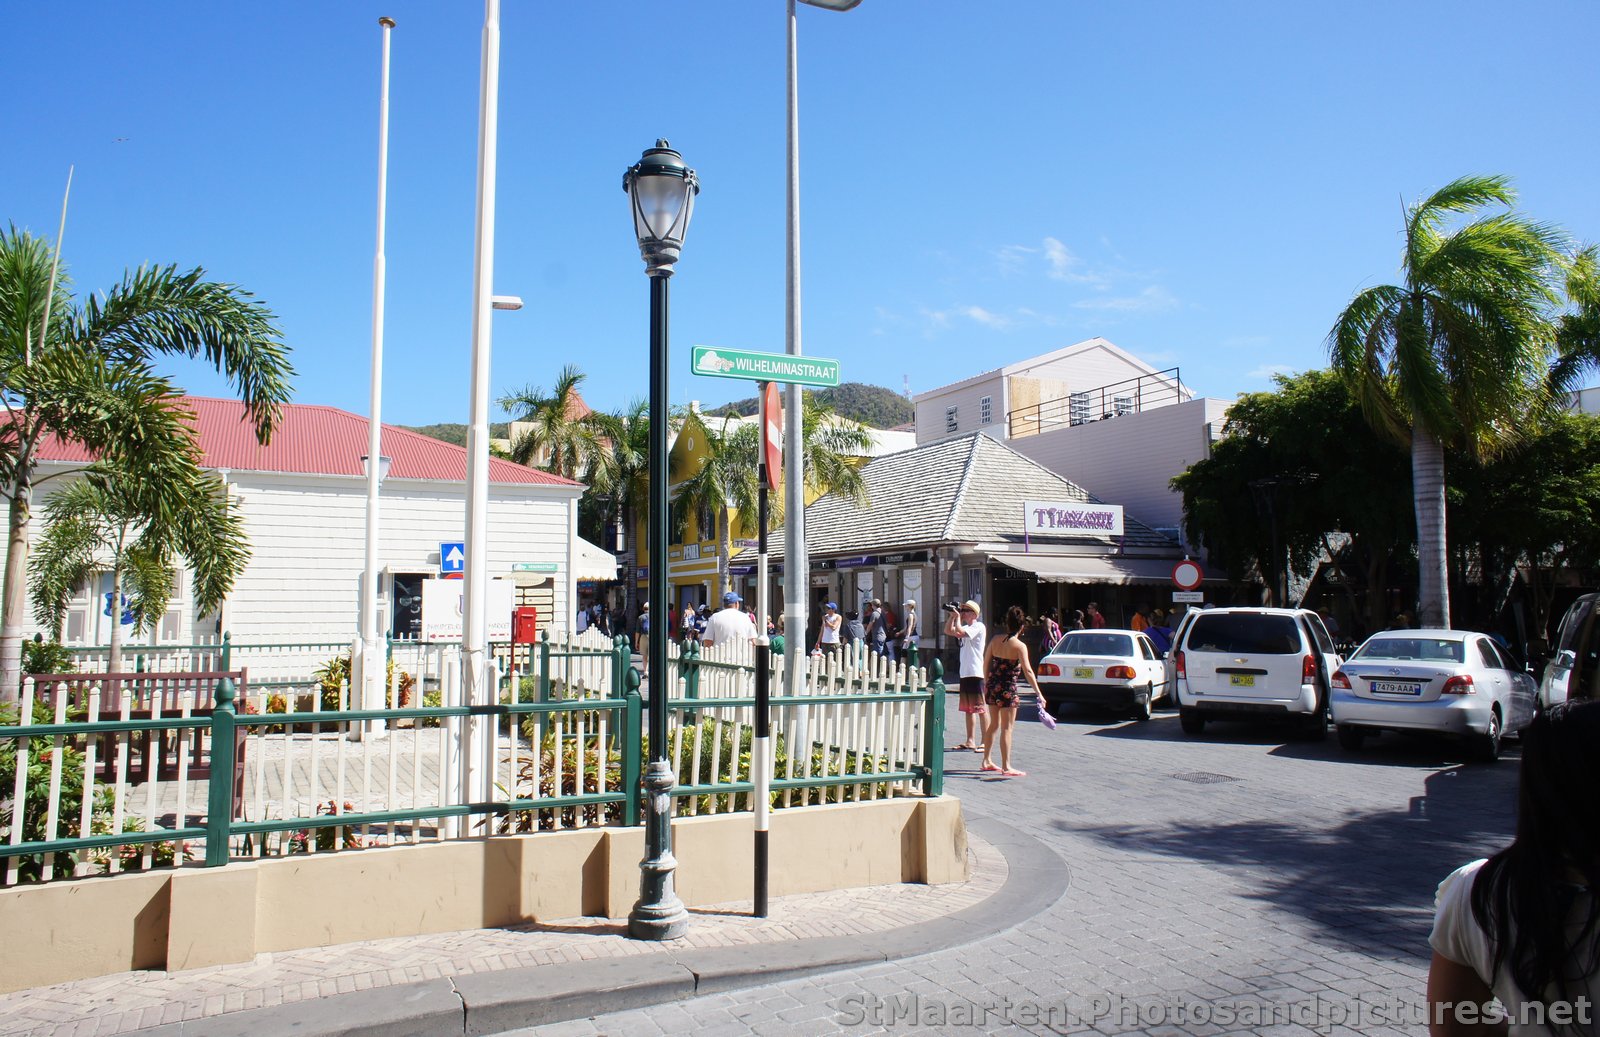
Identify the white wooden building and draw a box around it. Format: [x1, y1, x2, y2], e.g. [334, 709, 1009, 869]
[9, 397, 607, 648]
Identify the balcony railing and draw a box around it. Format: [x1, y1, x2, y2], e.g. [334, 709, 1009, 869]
[1007, 367, 1186, 439]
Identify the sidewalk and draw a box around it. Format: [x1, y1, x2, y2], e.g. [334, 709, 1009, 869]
[1, 819, 1062, 1037]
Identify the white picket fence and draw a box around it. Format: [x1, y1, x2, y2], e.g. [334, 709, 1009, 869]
[2, 632, 934, 885]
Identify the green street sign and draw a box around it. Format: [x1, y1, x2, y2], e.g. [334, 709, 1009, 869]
[512, 562, 559, 573]
[691, 345, 840, 387]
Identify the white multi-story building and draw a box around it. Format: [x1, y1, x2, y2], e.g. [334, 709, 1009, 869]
[914, 337, 1230, 540]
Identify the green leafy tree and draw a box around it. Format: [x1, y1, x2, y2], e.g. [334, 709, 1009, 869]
[1549, 245, 1600, 397]
[1173, 370, 1413, 631]
[673, 396, 870, 599]
[498, 364, 608, 479]
[0, 227, 293, 702]
[1448, 413, 1600, 643]
[29, 467, 248, 671]
[584, 399, 651, 619]
[1329, 176, 1566, 627]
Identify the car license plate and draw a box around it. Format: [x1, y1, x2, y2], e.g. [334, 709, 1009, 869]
[1073, 667, 1094, 679]
[1372, 680, 1422, 695]
[1229, 674, 1255, 687]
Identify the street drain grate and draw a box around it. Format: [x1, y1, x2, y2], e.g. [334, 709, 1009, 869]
[1172, 771, 1239, 785]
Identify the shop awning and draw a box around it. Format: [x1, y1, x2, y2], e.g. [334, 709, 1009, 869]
[508, 538, 617, 587]
[575, 537, 618, 581]
[993, 554, 1192, 586]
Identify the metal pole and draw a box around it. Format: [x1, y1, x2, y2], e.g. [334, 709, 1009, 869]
[782, 0, 808, 715]
[462, 0, 501, 806]
[753, 383, 773, 917]
[360, 16, 395, 733]
[630, 271, 690, 941]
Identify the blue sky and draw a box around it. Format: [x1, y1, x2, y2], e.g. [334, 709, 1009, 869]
[5, 2, 1598, 426]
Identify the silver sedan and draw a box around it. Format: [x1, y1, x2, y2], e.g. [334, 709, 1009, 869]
[1330, 629, 1535, 761]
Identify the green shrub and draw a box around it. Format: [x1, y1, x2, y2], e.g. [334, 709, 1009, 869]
[22, 639, 72, 676]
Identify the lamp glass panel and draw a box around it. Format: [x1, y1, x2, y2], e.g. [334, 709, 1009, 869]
[633, 175, 688, 243]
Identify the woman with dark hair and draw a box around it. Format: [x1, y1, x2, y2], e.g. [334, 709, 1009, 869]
[979, 605, 1043, 778]
[1428, 700, 1600, 1035]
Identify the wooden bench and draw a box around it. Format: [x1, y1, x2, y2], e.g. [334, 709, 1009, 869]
[29, 671, 249, 812]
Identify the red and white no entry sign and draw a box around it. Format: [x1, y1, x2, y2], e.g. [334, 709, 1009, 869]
[1172, 560, 1204, 591]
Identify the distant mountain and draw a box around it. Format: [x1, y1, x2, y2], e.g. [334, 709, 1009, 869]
[709, 382, 913, 429]
[402, 422, 510, 447]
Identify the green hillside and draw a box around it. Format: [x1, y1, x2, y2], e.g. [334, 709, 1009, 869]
[709, 382, 912, 429]
[401, 422, 510, 446]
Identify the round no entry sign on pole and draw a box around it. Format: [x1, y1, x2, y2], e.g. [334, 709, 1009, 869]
[1172, 560, 1204, 591]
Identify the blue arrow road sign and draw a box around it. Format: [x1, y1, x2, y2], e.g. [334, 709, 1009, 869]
[440, 542, 466, 575]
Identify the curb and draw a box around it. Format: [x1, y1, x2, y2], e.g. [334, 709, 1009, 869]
[129, 816, 1066, 1036]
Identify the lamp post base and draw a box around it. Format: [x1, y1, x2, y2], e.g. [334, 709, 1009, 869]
[628, 761, 689, 941]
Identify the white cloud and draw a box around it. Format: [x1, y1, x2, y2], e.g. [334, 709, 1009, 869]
[1042, 237, 1113, 288]
[1070, 285, 1178, 313]
[1246, 363, 1297, 380]
[961, 305, 1012, 329]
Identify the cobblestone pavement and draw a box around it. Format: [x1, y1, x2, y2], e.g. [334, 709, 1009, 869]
[0, 836, 1003, 1037]
[524, 702, 1520, 1036]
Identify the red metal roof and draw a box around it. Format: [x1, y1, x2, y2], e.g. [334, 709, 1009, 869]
[35, 397, 580, 487]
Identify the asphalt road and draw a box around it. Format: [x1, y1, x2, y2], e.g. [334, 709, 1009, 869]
[525, 700, 1520, 1036]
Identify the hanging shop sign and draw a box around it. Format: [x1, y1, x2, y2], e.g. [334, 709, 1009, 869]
[1023, 500, 1124, 537]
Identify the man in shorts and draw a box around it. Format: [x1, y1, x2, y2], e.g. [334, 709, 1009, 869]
[943, 600, 987, 751]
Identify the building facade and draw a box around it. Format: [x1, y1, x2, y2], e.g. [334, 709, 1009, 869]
[10, 397, 603, 649]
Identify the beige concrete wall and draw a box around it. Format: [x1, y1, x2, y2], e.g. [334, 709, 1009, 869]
[0, 797, 966, 994]
[0, 869, 170, 994]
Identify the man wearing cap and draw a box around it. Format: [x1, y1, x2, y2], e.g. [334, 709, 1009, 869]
[703, 590, 757, 649]
[943, 601, 987, 751]
[815, 601, 842, 657]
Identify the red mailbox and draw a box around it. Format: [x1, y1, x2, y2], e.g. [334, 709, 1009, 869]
[513, 606, 539, 644]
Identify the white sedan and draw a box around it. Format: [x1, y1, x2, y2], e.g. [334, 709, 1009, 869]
[1037, 629, 1168, 721]
[1330, 629, 1536, 761]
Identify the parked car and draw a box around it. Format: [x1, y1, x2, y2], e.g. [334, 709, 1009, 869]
[1037, 629, 1167, 721]
[1330, 629, 1536, 761]
[1162, 607, 1204, 696]
[1539, 593, 1600, 710]
[1172, 607, 1342, 739]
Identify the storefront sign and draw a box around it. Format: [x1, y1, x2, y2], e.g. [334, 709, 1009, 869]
[421, 578, 514, 643]
[879, 550, 931, 565]
[833, 555, 874, 569]
[1024, 500, 1124, 537]
[1173, 591, 1205, 603]
[511, 562, 558, 573]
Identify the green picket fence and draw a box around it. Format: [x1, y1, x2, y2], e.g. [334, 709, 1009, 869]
[0, 640, 945, 886]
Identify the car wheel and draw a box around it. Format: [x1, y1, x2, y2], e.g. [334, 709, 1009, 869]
[1474, 708, 1503, 763]
[1132, 684, 1153, 722]
[1179, 709, 1205, 735]
[1297, 689, 1330, 742]
[1336, 724, 1366, 752]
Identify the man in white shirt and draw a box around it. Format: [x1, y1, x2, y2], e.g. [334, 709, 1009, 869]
[943, 600, 987, 751]
[703, 591, 757, 649]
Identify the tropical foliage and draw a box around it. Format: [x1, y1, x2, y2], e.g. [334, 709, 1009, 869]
[498, 364, 609, 478]
[672, 396, 870, 598]
[1329, 175, 1567, 627]
[0, 226, 292, 701]
[29, 470, 247, 671]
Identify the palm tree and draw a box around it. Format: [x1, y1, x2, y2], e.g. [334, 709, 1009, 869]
[499, 364, 607, 479]
[585, 399, 651, 620]
[1549, 245, 1600, 397]
[30, 465, 248, 671]
[0, 226, 293, 701]
[672, 396, 871, 599]
[1329, 176, 1565, 627]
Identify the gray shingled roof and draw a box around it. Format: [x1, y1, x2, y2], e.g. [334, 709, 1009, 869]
[771, 432, 1179, 559]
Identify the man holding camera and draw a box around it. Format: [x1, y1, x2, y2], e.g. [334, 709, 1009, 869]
[943, 600, 986, 751]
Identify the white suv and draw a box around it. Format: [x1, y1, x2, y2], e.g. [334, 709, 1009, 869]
[1172, 607, 1343, 739]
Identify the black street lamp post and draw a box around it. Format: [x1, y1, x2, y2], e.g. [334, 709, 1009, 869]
[623, 139, 698, 941]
